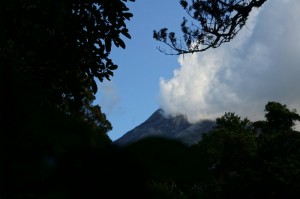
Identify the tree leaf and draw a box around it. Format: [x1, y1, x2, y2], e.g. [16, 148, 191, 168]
[109, 64, 118, 70]
[121, 28, 131, 39]
[91, 79, 98, 94]
[105, 37, 111, 53]
[117, 38, 126, 49]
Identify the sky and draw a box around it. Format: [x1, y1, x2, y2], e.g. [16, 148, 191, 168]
[96, 0, 300, 141]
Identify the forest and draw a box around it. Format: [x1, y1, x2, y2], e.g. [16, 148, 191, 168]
[1, 0, 300, 198]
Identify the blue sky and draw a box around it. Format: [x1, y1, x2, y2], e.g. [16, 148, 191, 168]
[97, 0, 300, 141]
[96, 0, 186, 141]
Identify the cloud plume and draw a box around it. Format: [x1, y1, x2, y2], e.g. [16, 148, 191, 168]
[160, 0, 300, 123]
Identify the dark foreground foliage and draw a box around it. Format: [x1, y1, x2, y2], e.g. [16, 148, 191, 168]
[2, 0, 299, 198]
[122, 102, 300, 199]
[1, 0, 136, 198]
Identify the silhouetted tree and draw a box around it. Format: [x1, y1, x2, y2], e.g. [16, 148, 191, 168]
[254, 102, 300, 198]
[265, 101, 300, 132]
[192, 102, 300, 198]
[1, 0, 134, 129]
[153, 0, 267, 55]
[124, 137, 209, 198]
[194, 112, 257, 198]
[1, 1, 135, 198]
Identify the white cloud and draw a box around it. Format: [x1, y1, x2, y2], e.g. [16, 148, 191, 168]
[159, 0, 300, 123]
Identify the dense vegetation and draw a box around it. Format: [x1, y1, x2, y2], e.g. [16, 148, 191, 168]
[1, 0, 137, 198]
[124, 101, 300, 198]
[3, 0, 300, 198]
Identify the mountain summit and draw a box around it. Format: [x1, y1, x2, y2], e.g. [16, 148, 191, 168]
[114, 109, 216, 146]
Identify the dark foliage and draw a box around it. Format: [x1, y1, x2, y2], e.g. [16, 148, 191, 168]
[1, 0, 134, 129]
[123, 137, 210, 198]
[48, 146, 148, 199]
[265, 101, 300, 132]
[121, 102, 300, 198]
[1, 0, 135, 198]
[154, 0, 267, 55]
[2, 1, 299, 198]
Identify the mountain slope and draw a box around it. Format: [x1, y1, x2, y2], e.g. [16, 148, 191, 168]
[114, 109, 216, 146]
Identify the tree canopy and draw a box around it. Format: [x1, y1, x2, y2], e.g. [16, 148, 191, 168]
[153, 0, 267, 55]
[2, 1, 300, 198]
[1, 1, 136, 198]
[113, 102, 300, 198]
[186, 102, 300, 198]
[264, 101, 300, 132]
[1, 0, 134, 130]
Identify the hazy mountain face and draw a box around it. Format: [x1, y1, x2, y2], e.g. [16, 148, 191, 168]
[114, 109, 216, 146]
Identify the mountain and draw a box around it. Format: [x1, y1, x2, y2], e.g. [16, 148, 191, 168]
[114, 109, 216, 146]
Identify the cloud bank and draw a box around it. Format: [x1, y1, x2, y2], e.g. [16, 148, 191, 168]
[160, 0, 300, 123]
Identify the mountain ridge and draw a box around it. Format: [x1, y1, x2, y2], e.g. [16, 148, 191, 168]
[114, 109, 216, 146]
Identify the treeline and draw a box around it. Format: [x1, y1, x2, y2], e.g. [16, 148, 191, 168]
[1, 0, 295, 198]
[4, 99, 300, 199]
[123, 101, 300, 199]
